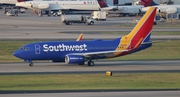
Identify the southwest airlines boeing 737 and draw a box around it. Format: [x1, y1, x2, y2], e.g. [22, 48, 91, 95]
[13, 7, 157, 67]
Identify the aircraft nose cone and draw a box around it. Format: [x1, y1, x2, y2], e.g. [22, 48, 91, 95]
[13, 50, 22, 59]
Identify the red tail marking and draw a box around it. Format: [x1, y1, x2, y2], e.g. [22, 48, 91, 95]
[17, 0, 25, 2]
[130, 7, 157, 49]
[141, 0, 153, 7]
[97, 0, 108, 8]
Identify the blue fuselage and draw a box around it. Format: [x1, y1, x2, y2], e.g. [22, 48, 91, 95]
[13, 39, 152, 62]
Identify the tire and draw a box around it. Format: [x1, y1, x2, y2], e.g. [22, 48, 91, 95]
[65, 22, 69, 25]
[88, 61, 94, 66]
[90, 21, 94, 25]
[68, 22, 72, 25]
[29, 62, 33, 67]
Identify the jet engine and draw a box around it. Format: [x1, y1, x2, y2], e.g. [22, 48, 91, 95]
[65, 55, 85, 64]
[31, 3, 49, 10]
[158, 7, 177, 14]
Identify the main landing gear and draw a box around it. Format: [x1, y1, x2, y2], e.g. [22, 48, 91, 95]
[78, 60, 95, 66]
[87, 60, 94, 66]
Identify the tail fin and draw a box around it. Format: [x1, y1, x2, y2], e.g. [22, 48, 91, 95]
[17, 0, 24, 2]
[76, 33, 83, 41]
[123, 7, 157, 50]
[17, 0, 31, 2]
[97, 0, 118, 11]
[97, 0, 108, 8]
[113, 0, 118, 5]
[140, 0, 158, 7]
[152, 0, 158, 6]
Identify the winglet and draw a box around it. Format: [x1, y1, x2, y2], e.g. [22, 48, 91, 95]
[76, 33, 83, 41]
[97, 0, 108, 8]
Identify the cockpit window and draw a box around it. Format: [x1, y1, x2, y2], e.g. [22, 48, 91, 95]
[20, 47, 29, 50]
[20, 47, 24, 50]
[25, 47, 29, 50]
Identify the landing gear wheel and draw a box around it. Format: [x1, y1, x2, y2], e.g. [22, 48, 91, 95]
[29, 62, 33, 67]
[88, 61, 94, 66]
[90, 21, 94, 25]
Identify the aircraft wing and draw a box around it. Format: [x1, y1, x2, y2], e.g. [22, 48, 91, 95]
[70, 50, 128, 58]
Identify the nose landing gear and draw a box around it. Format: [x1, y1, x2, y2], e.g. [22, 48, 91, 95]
[29, 62, 33, 67]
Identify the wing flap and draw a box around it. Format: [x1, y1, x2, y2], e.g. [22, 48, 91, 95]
[70, 50, 128, 58]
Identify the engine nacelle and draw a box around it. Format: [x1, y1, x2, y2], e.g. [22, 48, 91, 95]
[157, 8, 166, 13]
[65, 55, 85, 64]
[31, 3, 49, 9]
[166, 8, 178, 14]
[158, 7, 177, 14]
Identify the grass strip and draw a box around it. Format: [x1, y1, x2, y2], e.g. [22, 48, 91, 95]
[0, 73, 180, 90]
[0, 40, 180, 62]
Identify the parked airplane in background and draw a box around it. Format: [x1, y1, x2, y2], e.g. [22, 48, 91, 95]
[108, 5, 143, 16]
[105, 0, 145, 17]
[141, 0, 180, 18]
[15, 0, 117, 16]
[13, 7, 157, 67]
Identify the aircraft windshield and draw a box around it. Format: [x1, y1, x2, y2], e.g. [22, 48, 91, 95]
[20, 47, 29, 50]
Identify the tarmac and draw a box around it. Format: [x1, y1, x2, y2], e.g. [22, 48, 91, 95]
[0, 9, 180, 96]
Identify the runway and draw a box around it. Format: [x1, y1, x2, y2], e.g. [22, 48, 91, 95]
[1, 91, 180, 97]
[0, 60, 180, 74]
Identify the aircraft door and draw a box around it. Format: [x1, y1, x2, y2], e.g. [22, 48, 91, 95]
[35, 44, 40, 54]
